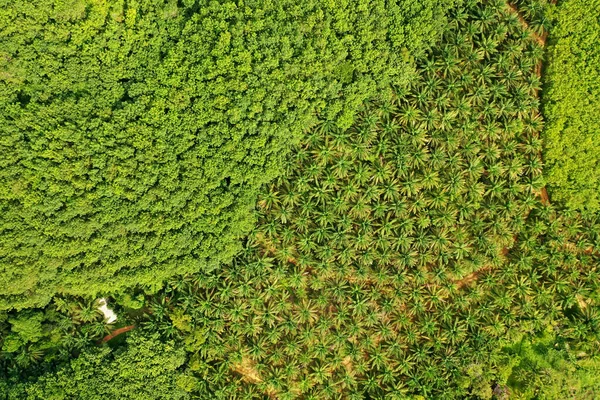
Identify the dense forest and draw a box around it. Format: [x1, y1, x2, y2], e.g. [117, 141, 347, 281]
[1, 0, 599, 399]
[542, 0, 600, 211]
[0, 0, 456, 309]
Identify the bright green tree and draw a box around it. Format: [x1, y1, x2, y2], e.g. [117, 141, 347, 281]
[0, 0, 455, 309]
[542, 0, 600, 210]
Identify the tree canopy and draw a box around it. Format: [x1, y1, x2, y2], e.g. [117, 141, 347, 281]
[1, 1, 600, 399]
[3, 333, 193, 399]
[542, 0, 600, 211]
[0, 0, 455, 310]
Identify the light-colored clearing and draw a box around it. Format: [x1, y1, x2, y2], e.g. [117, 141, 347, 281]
[97, 297, 117, 323]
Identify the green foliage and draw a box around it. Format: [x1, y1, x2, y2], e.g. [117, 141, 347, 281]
[542, 0, 600, 211]
[512, 0, 552, 37]
[7, 311, 45, 344]
[503, 329, 600, 399]
[6, 333, 192, 400]
[0, 0, 455, 310]
[116, 293, 145, 310]
[3, 1, 600, 399]
[100, 2, 598, 397]
[0, 296, 110, 377]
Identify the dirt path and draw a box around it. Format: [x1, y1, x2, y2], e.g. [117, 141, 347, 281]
[506, 3, 546, 46]
[506, 2, 553, 207]
[455, 266, 494, 290]
[100, 325, 135, 343]
[539, 187, 550, 205]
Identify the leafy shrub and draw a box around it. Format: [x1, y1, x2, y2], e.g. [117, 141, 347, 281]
[503, 329, 600, 399]
[0, 296, 109, 374]
[6, 333, 193, 400]
[7, 311, 45, 344]
[542, 0, 600, 211]
[0, 0, 455, 309]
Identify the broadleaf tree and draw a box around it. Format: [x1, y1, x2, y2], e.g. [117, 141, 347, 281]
[542, 0, 600, 210]
[0, 0, 456, 309]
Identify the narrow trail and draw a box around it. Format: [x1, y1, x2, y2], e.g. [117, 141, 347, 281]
[505, 2, 554, 207]
[509, 1, 551, 207]
[455, 266, 493, 290]
[100, 325, 135, 344]
[454, 3, 553, 290]
[506, 3, 546, 46]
